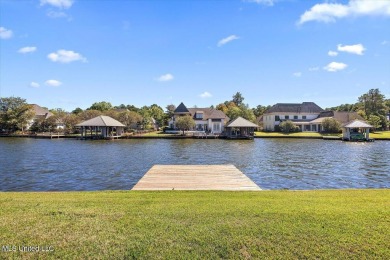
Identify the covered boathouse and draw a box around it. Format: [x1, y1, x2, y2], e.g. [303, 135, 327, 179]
[76, 116, 125, 139]
[342, 119, 373, 141]
[225, 116, 258, 139]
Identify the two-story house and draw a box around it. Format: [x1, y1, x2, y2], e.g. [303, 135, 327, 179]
[169, 103, 228, 134]
[263, 102, 324, 131]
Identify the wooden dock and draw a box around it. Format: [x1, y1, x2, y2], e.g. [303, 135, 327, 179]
[132, 164, 261, 191]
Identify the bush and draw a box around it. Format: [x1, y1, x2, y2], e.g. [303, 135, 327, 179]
[279, 120, 299, 133]
[322, 118, 341, 133]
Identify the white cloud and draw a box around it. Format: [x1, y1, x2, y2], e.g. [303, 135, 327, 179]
[298, 0, 390, 25]
[48, 49, 87, 63]
[18, 46, 37, 54]
[244, 0, 275, 6]
[217, 35, 240, 47]
[46, 11, 68, 18]
[381, 40, 388, 45]
[323, 62, 348, 72]
[308, 67, 319, 71]
[0, 27, 13, 39]
[45, 80, 62, 87]
[40, 0, 74, 9]
[328, 50, 338, 56]
[30, 82, 40, 88]
[293, 72, 302, 77]
[157, 73, 174, 82]
[337, 44, 365, 55]
[199, 91, 212, 98]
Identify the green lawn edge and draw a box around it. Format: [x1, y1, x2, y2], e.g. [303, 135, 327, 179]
[1, 189, 389, 259]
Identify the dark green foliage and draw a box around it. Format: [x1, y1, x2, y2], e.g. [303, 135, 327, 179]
[279, 120, 299, 133]
[322, 118, 341, 133]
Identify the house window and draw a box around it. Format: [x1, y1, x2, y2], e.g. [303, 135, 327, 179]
[302, 116, 306, 119]
[285, 115, 289, 119]
[294, 115, 298, 119]
[275, 116, 280, 121]
[195, 112, 203, 119]
[213, 123, 220, 132]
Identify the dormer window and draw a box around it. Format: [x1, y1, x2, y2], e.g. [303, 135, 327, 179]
[195, 111, 203, 119]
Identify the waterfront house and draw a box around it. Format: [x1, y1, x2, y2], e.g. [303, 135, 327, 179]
[263, 102, 364, 132]
[169, 103, 228, 134]
[263, 102, 324, 131]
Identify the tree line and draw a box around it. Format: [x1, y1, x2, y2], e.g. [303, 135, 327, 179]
[1, 89, 389, 134]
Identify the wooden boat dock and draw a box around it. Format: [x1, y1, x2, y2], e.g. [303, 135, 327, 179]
[132, 164, 261, 191]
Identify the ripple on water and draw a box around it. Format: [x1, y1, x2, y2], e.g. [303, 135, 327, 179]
[0, 138, 389, 191]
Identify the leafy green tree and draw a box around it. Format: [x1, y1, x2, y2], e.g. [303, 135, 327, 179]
[0, 97, 34, 133]
[79, 110, 102, 120]
[358, 89, 386, 117]
[226, 106, 242, 121]
[149, 104, 165, 127]
[252, 105, 269, 117]
[63, 113, 81, 134]
[216, 103, 228, 114]
[279, 120, 298, 133]
[118, 111, 143, 130]
[368, 115, 381, 131]
[72, 107, 83, 114]
[232, 92, 244, 106]
[322, 118, 341, 133]
[88, 101, 113, 112]
[240, 104, 256, 123]
[175, 115, 195, 135]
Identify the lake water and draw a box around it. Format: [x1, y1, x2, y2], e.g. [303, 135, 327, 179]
[0, 138, 389, 191]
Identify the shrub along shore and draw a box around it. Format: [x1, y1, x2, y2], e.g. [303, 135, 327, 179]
[0, 190, 388, 259]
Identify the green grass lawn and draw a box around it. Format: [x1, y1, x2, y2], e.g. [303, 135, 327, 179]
[0, 190, 388, 259]
[139, 131, 181, 137]
[254, 131, 340, 138]
[370, 131, 390, 139]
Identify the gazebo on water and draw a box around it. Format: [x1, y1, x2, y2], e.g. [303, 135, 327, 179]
[225, 116, 258, 140]
[76, 116, 125, 139]
[342, 119, 373, 141]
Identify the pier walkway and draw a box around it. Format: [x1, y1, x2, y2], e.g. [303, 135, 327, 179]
[132, 164, 261, 191]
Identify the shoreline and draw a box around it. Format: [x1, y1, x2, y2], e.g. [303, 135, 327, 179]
[1, 134, 390, 140]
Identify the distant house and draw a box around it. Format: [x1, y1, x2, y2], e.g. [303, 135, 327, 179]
[27, 104, 54, 129]
[263, 102, 364, 132]
[263, 102, 323, 131]
[169, 102, 228, 134]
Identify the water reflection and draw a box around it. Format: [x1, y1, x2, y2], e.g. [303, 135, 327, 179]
[0, 138, 389, 191]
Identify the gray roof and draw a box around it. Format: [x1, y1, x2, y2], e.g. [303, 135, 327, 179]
[265, 102, 323, 114]
[30, 104, 53, 119]
[187, 108, 227, 119]
[226, 117, 258, 128]
[174, 102, 190, 113]
[318, 111, 363, 124]
[75, 116, 125, 127]
[343, 120, 373, 128]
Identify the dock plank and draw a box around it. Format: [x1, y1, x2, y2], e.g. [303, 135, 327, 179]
[132, 165, 261, 191]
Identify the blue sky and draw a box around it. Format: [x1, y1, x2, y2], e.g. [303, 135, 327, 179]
[1, 0, 389, 111]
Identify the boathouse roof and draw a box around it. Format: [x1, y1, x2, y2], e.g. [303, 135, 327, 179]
[226, 117, 258, 128]
[343, 119, 373, 128]
[75, 116, 125, 127]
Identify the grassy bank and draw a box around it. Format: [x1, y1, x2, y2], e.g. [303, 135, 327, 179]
[1, 190, 388, 259]
[255, 131, 390, 140]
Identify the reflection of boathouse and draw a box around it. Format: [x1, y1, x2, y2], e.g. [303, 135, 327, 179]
[76, 116, 125, 139]
[342, 119, 373, 141]
[225, 117, 258, 140]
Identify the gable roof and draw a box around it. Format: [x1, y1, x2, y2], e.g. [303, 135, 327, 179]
[75, 116, 125, 127]
[311, 111, 364, 124]
[343, 119, 373, 128]
[265, 102, 323, 114]
[30, 104, 53, 119]
[187, 108, 227, 119]
[174, 102, 190, 113]
[226, 117, 258, 128]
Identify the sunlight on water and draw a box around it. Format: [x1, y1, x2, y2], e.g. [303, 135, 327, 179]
[0, 138, 389, 191]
